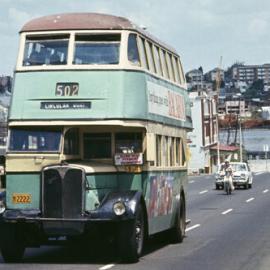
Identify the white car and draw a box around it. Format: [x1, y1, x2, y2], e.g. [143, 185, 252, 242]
[215, 162, 253, 190]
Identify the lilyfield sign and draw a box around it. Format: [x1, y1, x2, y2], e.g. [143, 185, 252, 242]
[114, 153, 143, 166]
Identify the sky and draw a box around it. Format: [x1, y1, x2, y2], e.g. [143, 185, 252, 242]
[1, 0, 270, 75]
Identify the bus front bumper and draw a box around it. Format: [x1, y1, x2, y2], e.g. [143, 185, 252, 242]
[2, 209, 135, 223]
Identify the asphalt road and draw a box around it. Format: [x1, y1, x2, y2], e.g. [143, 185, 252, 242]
[0, 171, 270, 270]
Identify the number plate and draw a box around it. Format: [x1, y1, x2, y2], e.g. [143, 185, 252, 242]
[12, 193, 32, 204]
[55, 82, 79, 96]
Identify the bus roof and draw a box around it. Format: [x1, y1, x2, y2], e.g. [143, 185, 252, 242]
[20, 13, 136, 32]
[20, 12, 177, 54]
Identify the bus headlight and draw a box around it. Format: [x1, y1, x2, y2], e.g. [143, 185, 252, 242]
[113, 201, 126, 216]
[0, 201, 5, 214]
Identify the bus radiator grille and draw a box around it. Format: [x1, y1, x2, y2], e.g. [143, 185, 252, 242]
[42, 166, 85, 219]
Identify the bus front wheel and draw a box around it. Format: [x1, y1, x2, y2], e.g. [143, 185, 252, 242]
[0, 224, 25, 263]
[117, 204, 145, 263]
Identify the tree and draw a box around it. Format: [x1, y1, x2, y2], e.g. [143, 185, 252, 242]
[244, 79, 264, 99]
[250, 79, 264, 91]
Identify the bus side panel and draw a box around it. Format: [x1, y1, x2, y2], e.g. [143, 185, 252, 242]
[9, 71, 192, 129]
[117, 173, 142, 191]
[143, 170, 187, 235]
[6, 173, 40, 210]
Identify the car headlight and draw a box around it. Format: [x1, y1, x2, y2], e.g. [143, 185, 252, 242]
[241, 173, 246, 179]
[113, 201, 126, 216]
[0, 200, 5, 214]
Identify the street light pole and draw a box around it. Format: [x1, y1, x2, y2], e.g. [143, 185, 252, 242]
[239, 116, 243, 162]
[236, 93, 243, 162]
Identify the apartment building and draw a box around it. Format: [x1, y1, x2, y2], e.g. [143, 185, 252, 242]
[232, 64, 270, 84]
[218, 100, 250, 118]
[204, 68, 225, 82]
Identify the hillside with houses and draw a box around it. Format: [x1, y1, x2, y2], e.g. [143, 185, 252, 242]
[186, 62, 270, 174]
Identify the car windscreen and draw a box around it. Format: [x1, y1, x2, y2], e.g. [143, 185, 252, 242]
[8, 128, 62, 152]
[231, 164, 247, 172]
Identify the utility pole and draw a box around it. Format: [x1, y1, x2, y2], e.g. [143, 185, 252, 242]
[236, 93, 243, 162]
[216, 56, 223, 166]
[239, 116, 243, 162]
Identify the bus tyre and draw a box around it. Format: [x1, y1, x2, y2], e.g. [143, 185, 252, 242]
[0, 224, 25, 263]
[117, 204, 145, 263]
[171, 196, 186, 243]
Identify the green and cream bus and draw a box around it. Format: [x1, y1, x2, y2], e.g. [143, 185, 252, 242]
[0, 13, 192, 262]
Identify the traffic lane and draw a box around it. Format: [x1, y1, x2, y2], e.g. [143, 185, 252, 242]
[114, 174, 270, 270]
[185, 172, 270, 270]
[188, 171, 269, 197]
[179, 186, 270, 270]
[0, 236, 118, 269]
[187, 173, 270, 233]
[187, 172, 270, 209]
[188, 175, 215, 195]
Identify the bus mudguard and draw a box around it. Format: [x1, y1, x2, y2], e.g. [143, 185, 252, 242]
[89, 190, 144, 221]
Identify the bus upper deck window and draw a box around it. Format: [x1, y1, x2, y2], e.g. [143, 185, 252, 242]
[128, 34, 140, 66]
[23, 35, 69, 66]
[73, 34, 121, 65]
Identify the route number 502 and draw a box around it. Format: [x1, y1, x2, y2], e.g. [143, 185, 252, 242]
[55, 83, 79, 96]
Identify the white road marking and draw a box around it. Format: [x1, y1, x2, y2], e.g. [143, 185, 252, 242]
[189, 180, 195, 183]
[263, 189, 269, 193]
[99, 264, 115, 270]
[185, 224, 201, 232]
[186, 219, 191, 225]
[199, 190, 208, 194]
[246, 197, 254, 203]
[254, 172, 265, 175]
[222, 208, 233, 215]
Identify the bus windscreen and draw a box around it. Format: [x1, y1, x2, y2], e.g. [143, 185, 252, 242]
[8, 129, 62, 152]
[73, 34, 120, 65]
[23, 35, 69, 66]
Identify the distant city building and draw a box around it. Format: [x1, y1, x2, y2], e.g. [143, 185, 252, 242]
[188, 90, 218, 174]
[218, 100, 250, 118]
[0, 76, 12, 94]
[204, 67, 225, 82]
[186, 69, 204, 91]
[234, 81, 248, 93]
[186, 69, 203, 83]
[261, 106, 270, 120]
[0, 75, 12, 147]
[0, 103, 8, 122]
[232, 64, 270, 85]
[0, 103, 7, 147]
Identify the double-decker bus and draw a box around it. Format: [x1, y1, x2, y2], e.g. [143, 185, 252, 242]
[0, 13, 192, 262]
